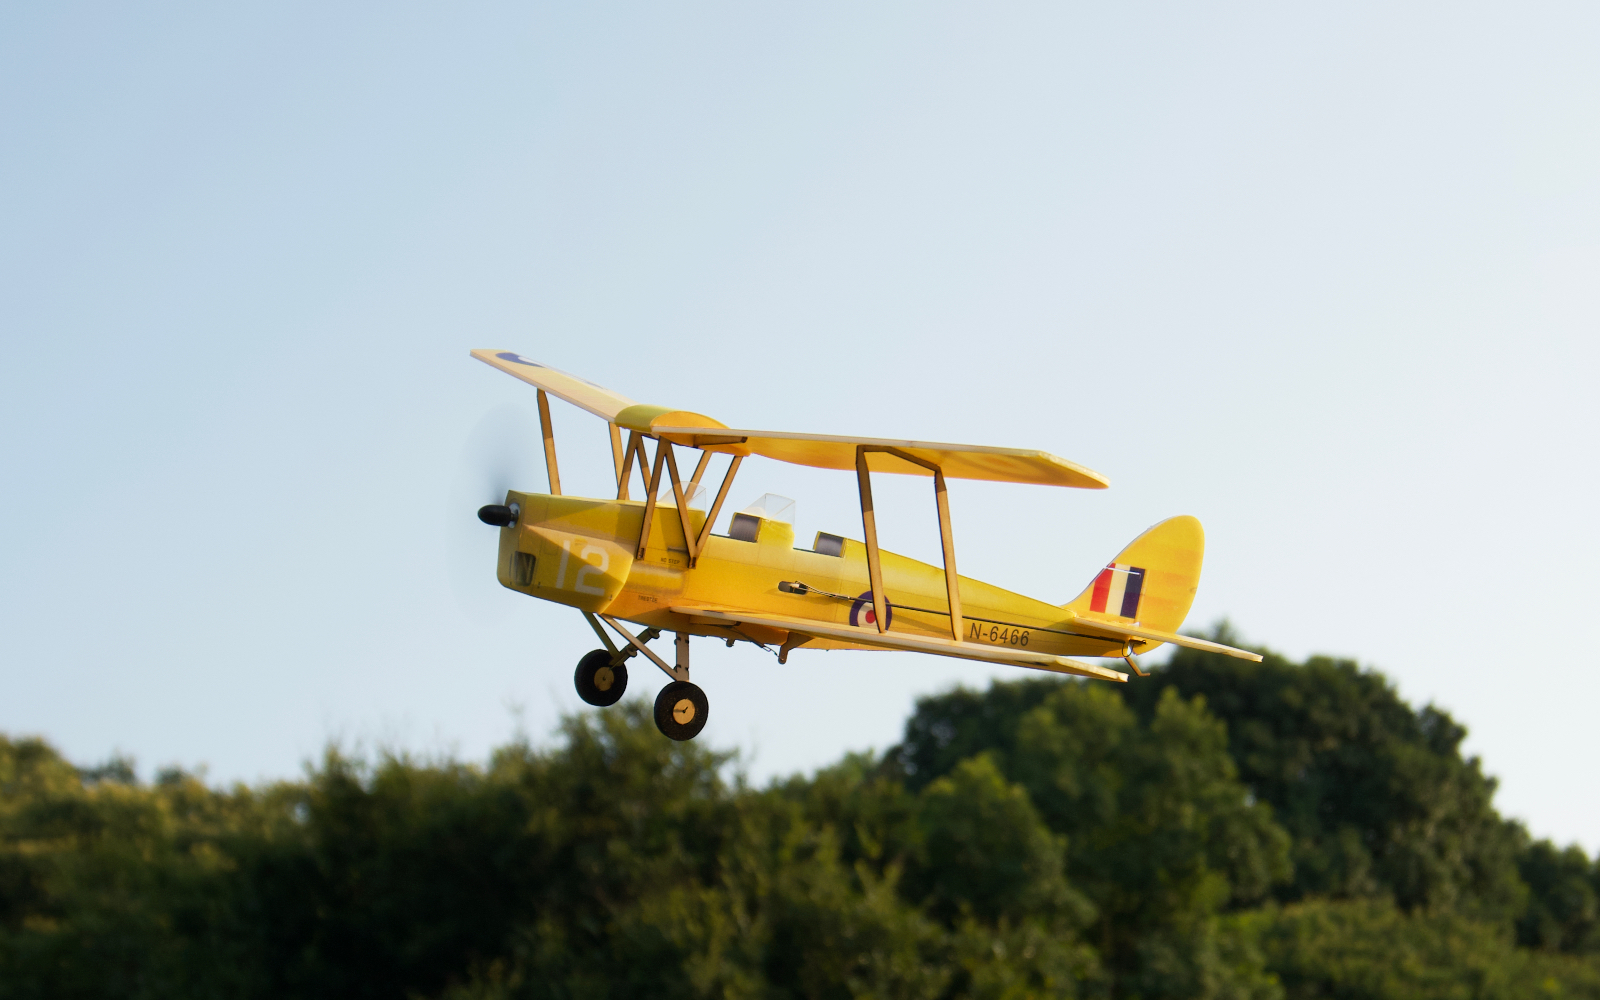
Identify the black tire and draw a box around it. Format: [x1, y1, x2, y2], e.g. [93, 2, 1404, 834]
[653, 681, 709, 741]
[575, 649, 628, 707]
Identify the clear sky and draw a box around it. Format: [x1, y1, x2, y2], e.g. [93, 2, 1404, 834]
[2, 4, 1596, 850]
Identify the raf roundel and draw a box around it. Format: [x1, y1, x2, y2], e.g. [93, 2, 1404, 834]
[849, 591, 893, 630]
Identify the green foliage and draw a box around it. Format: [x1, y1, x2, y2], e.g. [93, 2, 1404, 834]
[891, 677, 1064, 791]
[0, 642, 1596, 998]
[908, 755, 1080, 925]
[1121, 632, 1527, 921]
[0, 737, 272, 998]
[1517, 841, 1600, 955]
[897, 680, 1290, 997]
[1244, 899, 1600, 999]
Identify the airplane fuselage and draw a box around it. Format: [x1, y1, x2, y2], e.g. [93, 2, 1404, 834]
[495, 492, 1140, 660]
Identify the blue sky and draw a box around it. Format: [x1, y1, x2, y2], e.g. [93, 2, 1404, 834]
[2, 3, 1596, 850]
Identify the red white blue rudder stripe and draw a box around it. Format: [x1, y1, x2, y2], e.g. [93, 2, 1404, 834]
[1088, 564, 1145, 618]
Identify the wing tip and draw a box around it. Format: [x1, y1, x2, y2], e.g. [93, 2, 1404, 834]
[1037, 452, 1110, 489]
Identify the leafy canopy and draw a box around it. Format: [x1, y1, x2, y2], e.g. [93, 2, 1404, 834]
[0, 638, 1595, 999]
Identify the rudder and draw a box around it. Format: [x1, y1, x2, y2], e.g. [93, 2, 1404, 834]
[1064, 516, 1204, 633]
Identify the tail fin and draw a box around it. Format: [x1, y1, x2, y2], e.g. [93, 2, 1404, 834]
[1064, 516, 1204, 633]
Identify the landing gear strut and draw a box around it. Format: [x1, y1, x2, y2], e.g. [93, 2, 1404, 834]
[584, 615, 711, 740]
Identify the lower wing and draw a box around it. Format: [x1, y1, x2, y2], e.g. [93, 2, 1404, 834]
[670, 606, 1130, 682]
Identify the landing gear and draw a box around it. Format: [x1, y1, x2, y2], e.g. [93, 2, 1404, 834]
[574, 649, 628, 706]
[585, 617, 710, 740]
[653, 680, 709, 741]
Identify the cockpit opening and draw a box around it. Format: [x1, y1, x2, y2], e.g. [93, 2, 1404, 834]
[813, 532, 844, 557]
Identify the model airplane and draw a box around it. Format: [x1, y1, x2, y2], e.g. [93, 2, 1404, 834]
[472, 349, 1261, 741]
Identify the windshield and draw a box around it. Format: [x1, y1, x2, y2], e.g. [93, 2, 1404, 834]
[736, 493, 795, 524]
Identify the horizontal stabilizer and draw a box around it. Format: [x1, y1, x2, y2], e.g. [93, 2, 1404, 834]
[1065, 614, 1263, 662]
[671, 606, 1130, 682]
[471, 350, 636, 421]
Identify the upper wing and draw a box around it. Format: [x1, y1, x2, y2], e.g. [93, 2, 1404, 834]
[471, 350, 637, 421]
[653, 426, 1110, 489]
[673, 606, 1130, 681]
[1064, 613, 1264, 662]
[472, 351, 1106, 489]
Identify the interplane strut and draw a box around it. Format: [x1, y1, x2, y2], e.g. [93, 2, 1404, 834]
[854, 444, 965, 643]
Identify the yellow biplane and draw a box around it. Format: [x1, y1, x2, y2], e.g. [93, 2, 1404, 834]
[472, 350, 1261, 741]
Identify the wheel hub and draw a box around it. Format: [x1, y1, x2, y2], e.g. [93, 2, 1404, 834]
[672, 698, 696, 724]
[594, 666, 614, 691]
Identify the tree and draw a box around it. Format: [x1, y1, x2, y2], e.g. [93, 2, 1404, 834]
[891, 679, 1290, 997]
[889, 677, 1062, 792]
[1246, 898, 1600, 1000]
[1015, 684, 1289, 997]
[1121, 628, 1525, 920]
[0, 736, 268, 999]
[1517, 840, 1600, 955]
[1, 651, 1597, 999]
[908, 754, 1081, 926]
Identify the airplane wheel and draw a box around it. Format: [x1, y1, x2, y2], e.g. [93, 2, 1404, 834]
[653, 681, 708, 741]
[575, 649, 627, 707]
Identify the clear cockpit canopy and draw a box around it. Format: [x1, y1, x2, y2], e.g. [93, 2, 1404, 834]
[737, 493, 795, 524]
[655, 478, 707, 508]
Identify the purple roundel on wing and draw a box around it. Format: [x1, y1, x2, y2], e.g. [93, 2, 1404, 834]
[849, 591, 893, 629]
[495, 352, 543, 367]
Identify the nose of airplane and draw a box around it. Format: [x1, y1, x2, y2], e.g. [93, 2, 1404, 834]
[477, 503, 519, 527]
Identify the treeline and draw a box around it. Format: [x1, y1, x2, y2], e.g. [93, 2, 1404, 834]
[1, 634, 1597, 999]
